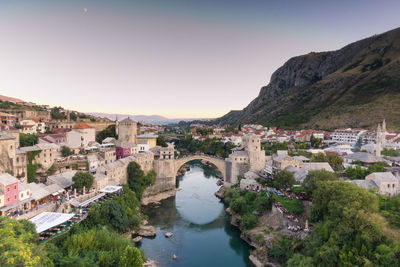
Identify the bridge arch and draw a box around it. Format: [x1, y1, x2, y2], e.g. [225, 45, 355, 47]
[173, 155, 225, 179]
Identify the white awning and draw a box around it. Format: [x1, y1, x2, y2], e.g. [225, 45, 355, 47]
[71, 193, 106, 207]
[99, 185, 122, 193]
[29, 212, 75, 233]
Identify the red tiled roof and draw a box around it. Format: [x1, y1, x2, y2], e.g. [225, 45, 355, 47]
[24, 117, 40, 123]
[73, 123, 93, 129]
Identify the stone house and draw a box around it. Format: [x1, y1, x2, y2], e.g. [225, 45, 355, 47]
[66, 123, 96, 149]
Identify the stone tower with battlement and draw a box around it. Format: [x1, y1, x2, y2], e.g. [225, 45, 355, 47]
[376, 119, 386, 157]
[243, 135, 266, 172]
[118, 117, 137, 144]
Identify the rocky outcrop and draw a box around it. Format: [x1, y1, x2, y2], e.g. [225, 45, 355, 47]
[137, 225, 156, 237]
[215, 27, 400, 130]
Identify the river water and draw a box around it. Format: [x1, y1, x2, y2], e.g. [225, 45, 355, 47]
[139, 161, 251, 267]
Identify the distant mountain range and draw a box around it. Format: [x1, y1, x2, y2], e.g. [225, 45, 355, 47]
[215, 27, 400, 131]
[86, 112, 212, 124]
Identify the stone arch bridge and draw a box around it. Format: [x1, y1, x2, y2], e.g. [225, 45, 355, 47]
[174, 155, 225, 178]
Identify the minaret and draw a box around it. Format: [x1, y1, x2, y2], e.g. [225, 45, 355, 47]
[376, 123, 382, 157]
[115, 115, 119, 136]
[67, 110, 71, 121]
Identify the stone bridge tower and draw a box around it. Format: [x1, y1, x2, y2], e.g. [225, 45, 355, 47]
[118, 117, 137, 144]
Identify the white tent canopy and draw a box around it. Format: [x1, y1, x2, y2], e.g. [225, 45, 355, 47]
[99, 185, 122, 193]
[29, 212, 74, 233]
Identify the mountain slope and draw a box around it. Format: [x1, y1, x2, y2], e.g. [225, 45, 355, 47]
[216, 27, 400, 131]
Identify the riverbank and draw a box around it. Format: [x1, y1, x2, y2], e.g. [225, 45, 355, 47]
[141, 188, 180, 205]
[216, 186, 308, 267]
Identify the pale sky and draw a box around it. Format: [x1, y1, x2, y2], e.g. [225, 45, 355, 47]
[0, 0, 399, 118]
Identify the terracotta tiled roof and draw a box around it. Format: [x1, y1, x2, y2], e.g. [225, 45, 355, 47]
[24, 117, 41, 123]
[73, 123, 93, 129]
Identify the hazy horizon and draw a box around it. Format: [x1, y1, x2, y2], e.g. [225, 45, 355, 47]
[1, 0, 399, 118]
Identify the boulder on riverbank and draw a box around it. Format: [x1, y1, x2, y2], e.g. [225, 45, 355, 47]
[165, 232, 173, 238]
[215, 186, 226, 199]
[133, 236, 142, 242]
[138, 225, 156, 237]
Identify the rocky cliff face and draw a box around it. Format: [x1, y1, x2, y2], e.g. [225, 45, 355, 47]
[216, 27, 400, 130]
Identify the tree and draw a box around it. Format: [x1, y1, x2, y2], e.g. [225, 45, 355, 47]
[61, 146, 73, 157]
[310, 135, 323, 148]
[326, 154, 344, 171]
[0, 217, 51, 266]
[255, 191, 272, 211]
[274, 170, 296, 190]
[127, 162, 155, 200]
[156, 136, 168, 147]
[353, 137, 363, 152]
[72, 172, 94, 190]
[310, 152, 327, 162]
[19, 133, 38, 147]
[96, 124, 117, 143]
[302, 169, 337, 196]
[382, 148, 400, 157]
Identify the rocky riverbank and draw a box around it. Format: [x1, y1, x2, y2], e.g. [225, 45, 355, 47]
[141, 188, 180, 206]
[217, 186, 296, 267]
[176, 163, 190, 176]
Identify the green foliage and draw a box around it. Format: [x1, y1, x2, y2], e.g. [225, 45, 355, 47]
[127, 162, 155, 200]
[302, 169, 337, 196]
[273, 195, 303, 214]
[156, 136, 168, 147]
[241, 213, 258, 230]
[310, 135, 323, 148]
[82, 186, 142, 233]
[27, 150, 42, 183]
[95, 125, 117, 143]
[379, 194, 400, 227]
[20, 133, 38, 147]
[262, 142, 289, 156]
[274, 170, 296, 190]
[345, 162, 389, 180]
[54, 227, 143, 267]
[0, 217, 51, 266]
[195, 127, 213, 136]
[310, 152, 327, 162]
[292, 179, 400, 267]
[269, 236, 302, 264]
[382, 148, 400, 157]
[175, 135, 235, 158]
[72, 172, 94, 190]
[46, 164, 57, 175]
[50, 107, 66, 120]
[225, 188, 272, 230]
[61, 146, 73, 157]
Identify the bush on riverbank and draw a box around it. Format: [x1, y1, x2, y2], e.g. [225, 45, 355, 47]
[127, 162, 156, 200]
[82, 186, 142, 232]
[224, 187, 272, 230]
[46, 227, 144, 267]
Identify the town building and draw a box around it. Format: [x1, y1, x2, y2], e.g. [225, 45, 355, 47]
[137, 134, 158, 148]
[363, 172, 399, 196]
[66, 123, 96, 149]
[331, 128, 366, 145]
[0, 112, 16, 126]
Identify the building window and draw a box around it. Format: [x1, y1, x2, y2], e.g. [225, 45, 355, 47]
[14, 195, 17, 199]
[21, 193, 24, 198]
[388, 184, 390, 188]
[14, 185, 16, 190]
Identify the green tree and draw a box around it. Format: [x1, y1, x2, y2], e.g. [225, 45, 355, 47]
[120, 246, 143, 267]
[0, 217, 51, 267]
[127, 162, 155, 200]
[310, 152, 327, 162]
[72, 172, 94, 190]
[310, 135, 323, 148]
[274, 170, 296, 190]
[156, 136, 168, 147]
[382, 148, 400, 157]
[230, 197, 247, 215]
[61, 146, 73, 157]
[19, 133, 38, 147]
[302, 169, 337, 196]
[326, 154, 344, 171]
[96, 125, 117, 143]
